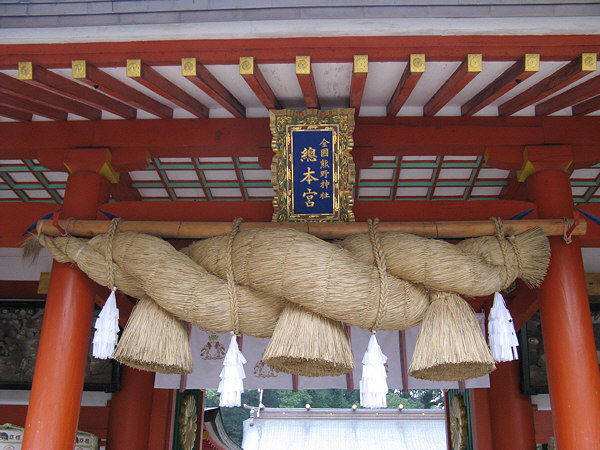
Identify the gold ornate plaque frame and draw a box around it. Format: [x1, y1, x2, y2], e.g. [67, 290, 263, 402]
[270, 109, 355, 222]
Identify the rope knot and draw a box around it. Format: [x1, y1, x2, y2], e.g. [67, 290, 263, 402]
[368, 218, 389, 331]
[226, 218, 244, 335]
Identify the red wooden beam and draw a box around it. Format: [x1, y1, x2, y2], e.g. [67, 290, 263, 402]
[182, 58, 245, 118]
[572, 94, 600, 116]
[0, 103, 32, 121]
[2, 36, 600, 69]
[109, 172, 142, 202]
[536, 75, 600, 116]
[295, 56, 319, 109]
[0, 91, 67, 121]
[18, 62, 136, 119]
[73, 60, 173, 119]
[499, 54, 596, 116]
[0, 71, 101, 120]
[349, 55, 368, 115]
[423, 55, 481, 117]
[2, 117, 600, 160]
[240, 57, 281, 110]
[387, 55, 425, 116]
[462, 54, 539, 116]
[508, 283, 539, 331]
[126, 59, 208, 118]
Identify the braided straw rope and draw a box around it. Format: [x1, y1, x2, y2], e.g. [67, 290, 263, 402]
[34, 219, 550, 378]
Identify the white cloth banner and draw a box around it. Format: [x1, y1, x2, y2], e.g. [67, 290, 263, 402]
[155, 314, 490, 390]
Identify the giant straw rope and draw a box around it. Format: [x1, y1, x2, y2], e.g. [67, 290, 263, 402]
[32, 219, 550, 380]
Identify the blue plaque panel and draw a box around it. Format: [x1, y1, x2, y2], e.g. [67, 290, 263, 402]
[291, 129, 335, 216]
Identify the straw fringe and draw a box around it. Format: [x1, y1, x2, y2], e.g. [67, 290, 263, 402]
[262, 303, 355, 377]
[409, 291, 496, 381]
[113, 296, 193, 374]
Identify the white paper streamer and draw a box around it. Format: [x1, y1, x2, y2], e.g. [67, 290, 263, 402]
[488, 291, 520, 362]
[218, 334, 247, 407]
[92, 288, 120, 359]
[360, 333, 388, 408]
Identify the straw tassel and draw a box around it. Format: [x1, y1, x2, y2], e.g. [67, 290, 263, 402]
[92, 287, 120, 359]
[488, 291, 519, 362]
[218, 334, 247, 407]
[360, 332, 388, 408]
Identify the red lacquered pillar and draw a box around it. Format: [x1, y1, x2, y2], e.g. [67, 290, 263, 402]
[488, 361, 536, 449]
[107, 367, 156, 449]
[527, 169, 600, 448]
[22, 170, 110, 449]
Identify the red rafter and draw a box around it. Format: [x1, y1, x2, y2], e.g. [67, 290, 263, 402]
[22, 63, 136, 119]
[130, 61, 208, 118]
[0, 92, 67, 121]
[499, 55, 593, 116]
[184, 63, 245, 118]
[241, 58, 281, 110]
[77, 61, 173, 119]
[0, 104, 31, 121]
[387, 64, 423, 116]
[462, 55, 537, 116]
[349, 63, 367, 115]
[0, 71, 101, 120]
[296, 70, 319, 109]
[536, 75, 600, 116]
[424, 57, 480, 117]
[573, 95, 600, 116]
[2, 36, 600, 68]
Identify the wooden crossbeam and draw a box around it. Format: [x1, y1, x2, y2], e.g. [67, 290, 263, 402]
[295, 56, 319, 109]
[424, 54, 481, 117]
[499, 53, 597, 116]
[127, 59, 208, 118]
[0, 104, 32, 121]
[18, 62, 136, 119]
[0, 91, 67, 121]
[461, 54, 539, 116]
[387, 54, 425, 116]
[573, 94, 600, 116]
[240, 57, 281, 110]
[349, 55, 368, 115]
[536, 75, 600, 116]
[182, 58, 245, 118]
[0, 71, 101, 120]
[36, 218, 587, 240]
[72, 60, 173, 119]
[2, 36, 599, 69]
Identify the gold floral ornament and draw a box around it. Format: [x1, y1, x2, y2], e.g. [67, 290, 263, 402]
[179, 394, 198, 450]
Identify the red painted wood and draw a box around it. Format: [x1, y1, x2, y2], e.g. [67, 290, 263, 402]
[296, 70, 320, 109]
[2, 117, 600, 160]
[424, 57, 479, 117]
[148, 389, 175, 450]
[462, 55, 536, 116]
[572, 94, 600, 116]
[527, 169, 600, 449]
[0, 280, 42, 299]
[398, 330, 409, 392]
[22, 171, 110, 450]
[488, 361, 537, 450]
[133, 62, 208, 118]
[0, 405, 110, 440]
[536, 74, 600, 116]
[24, 63, 136, 119]
[349, 71, 367, 114]
[508, 282, 540, 331]
[2, 36, 600, 69]
[533, 408, 555, 445]
[499, 55, 591, 116]
[0, 91, 67, 121]
[469, 388, 493, 450]
[186, 64, 245, 118]
[109, 172, 142, 202]
[107, 368, 155, 449]
[241, 59, 281, 110]
[0, 104, 31, 121]
[0, 71, 100, 120]
[386, 64, 422, 116]
[443, 391, 451, 450]
[80, 62, 173, 119]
